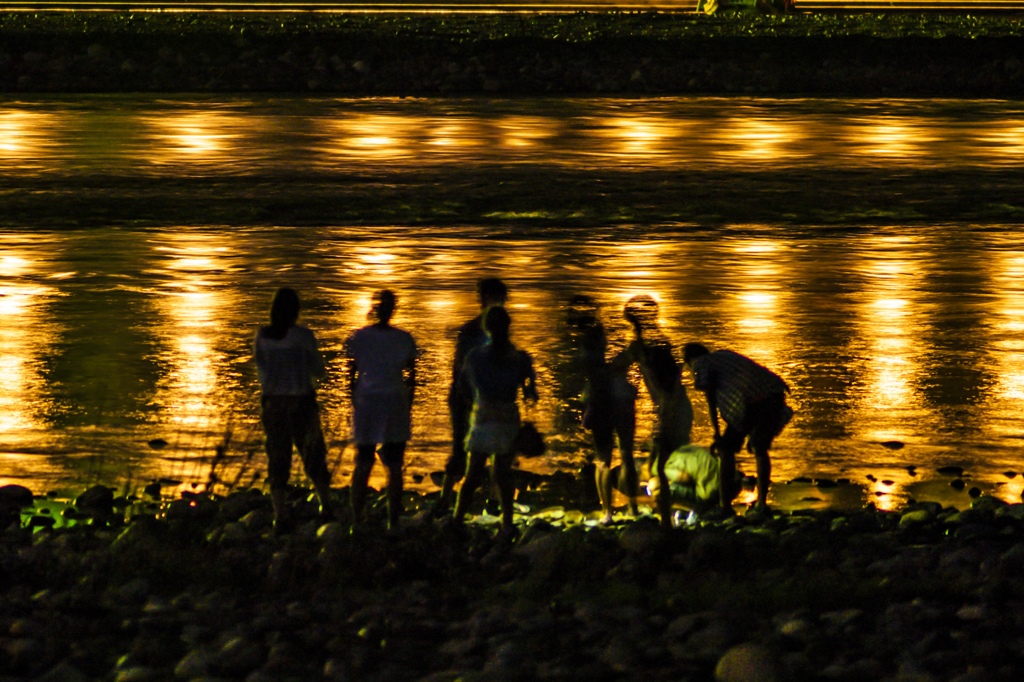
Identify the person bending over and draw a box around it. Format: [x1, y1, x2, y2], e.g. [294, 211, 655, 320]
[683, 342, 792, 512]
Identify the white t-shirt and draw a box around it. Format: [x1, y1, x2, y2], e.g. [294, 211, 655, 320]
[253, 325, 325, 396]
[346, 324, 417, 397]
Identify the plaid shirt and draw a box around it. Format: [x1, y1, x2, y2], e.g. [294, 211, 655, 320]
[691, 349, 788, 426]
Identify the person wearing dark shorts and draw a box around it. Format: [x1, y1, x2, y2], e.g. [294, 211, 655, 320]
[683, 342, 793, 512]
[254, 287, 335, 534]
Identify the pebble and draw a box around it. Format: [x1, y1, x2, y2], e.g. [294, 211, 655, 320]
[3, 484, 1024, 682]
[715, 643, 780, 682]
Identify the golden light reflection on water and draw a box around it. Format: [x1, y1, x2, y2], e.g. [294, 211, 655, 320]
[722, 238, 788, 361]
[847, 235, 931, 510]
[498, 116, 552, 149]
[0, 111, 56, 171]
[145, 111, 247, 166]
[988, 251, 1024, 417]
[0, 247, 59, 460]
[4, 99, 1024, 174]
[974, 122, 1024, 165]
[716, 117, 796, 161]
[844, 116, 931, 161]
[325, 113, 410, 160]
[150, 237, 240, 439]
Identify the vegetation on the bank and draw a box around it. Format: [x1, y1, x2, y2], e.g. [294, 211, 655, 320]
[2, 9, 1024, 43]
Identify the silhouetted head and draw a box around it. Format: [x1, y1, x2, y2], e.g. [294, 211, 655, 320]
[477, 278, 508, 308]
[372, 289, 396, 324]
[483, 305, 511, 345]
[624, 294, 660, 331]
[568, 294, 599, 329]
[271, 287, 301, 327]
[580, 320, 607, 366]
[683, 342, 711, 366]
[264, 287, 301, 340]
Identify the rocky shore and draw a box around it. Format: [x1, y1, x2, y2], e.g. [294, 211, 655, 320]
[5, 481, 1024, 682]
[2, 11, 1024, 96]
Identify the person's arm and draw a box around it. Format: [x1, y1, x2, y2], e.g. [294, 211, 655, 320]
[609, 341, 639, 373]
[345, 336, 358, 402]
[706, 390, 721, 440]
[521, 351, 539, 403]
[405, 341, 418, 405]
[308, 330, 326, 380]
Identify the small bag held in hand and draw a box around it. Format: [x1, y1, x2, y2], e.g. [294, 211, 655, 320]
[514, 421, 546, 458]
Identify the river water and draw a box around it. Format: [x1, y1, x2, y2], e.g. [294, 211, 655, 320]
[2, 95, 1024, 512]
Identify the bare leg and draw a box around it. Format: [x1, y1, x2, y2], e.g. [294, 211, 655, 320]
[594, 457, 614, 523]
[311, 476, 335, 520]
[717, 446, 738, 512]
[653, 444, 672, 529]
[493, 453, 516, 532]
[754, 447, 771, 509]
[616, 417, 638, 516]
[271, 486, 288, 523]
[454, 450, 489, 524]
[436, 403, 470, 517]
[351, 444, 376, 527]
[381, 442, 407, 530]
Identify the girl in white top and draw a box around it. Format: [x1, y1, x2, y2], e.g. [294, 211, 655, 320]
[345, 290, 417, 531]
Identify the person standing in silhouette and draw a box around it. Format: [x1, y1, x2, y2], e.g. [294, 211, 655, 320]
[433, 278, 508, 518]
[578, 317, 639, 524]
[453, 305, 538, 538]
[683, 342, 792, 512]
[346, 290, 418, 532]
[253, 287, 335, 535]
[613, 295, 693, 529]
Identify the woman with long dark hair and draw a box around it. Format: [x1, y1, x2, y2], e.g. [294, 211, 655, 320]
[253, 287, 334, 534]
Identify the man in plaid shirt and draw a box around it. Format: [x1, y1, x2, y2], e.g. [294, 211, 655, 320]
[683, 343, 793, 512]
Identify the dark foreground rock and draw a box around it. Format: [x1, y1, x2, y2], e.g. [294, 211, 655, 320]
[2, 11, 1024, 96]
[5, 485, 1024, 681]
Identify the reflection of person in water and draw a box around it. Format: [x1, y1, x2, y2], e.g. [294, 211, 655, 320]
[613, 295, 693, 529]
[346, 290, 417, 532]
[578, 317, 639, 524]
[683, 342, 792, 512]
[433, 278, 508, 519]
[253, 287, 335, 535]
[453, 305, 538, 537]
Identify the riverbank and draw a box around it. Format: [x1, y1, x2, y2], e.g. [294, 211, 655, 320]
[4, 482, 1024, 681]
[2, 11, 1024, 96]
